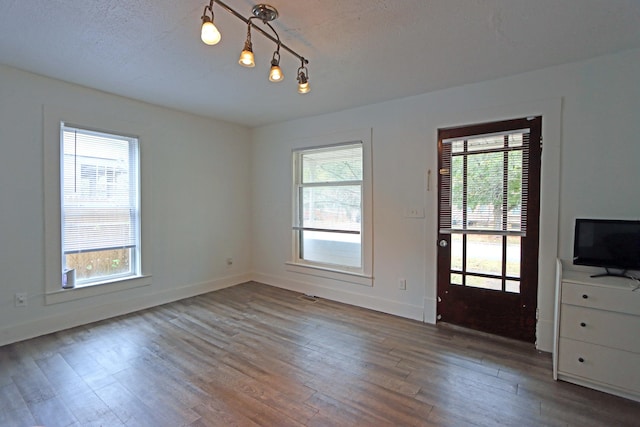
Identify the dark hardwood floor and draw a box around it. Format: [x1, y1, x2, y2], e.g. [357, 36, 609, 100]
[1, 282, 639, 426]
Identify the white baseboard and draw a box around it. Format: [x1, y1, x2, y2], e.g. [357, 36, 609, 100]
[253, 272, 424, 322]
[1, 272, 554, 352]
[0, 273, 251, 347]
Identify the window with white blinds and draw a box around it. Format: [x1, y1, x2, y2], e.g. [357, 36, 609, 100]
[439, 128, 530, 236]
[61, 123, 140, 284]
[293, 143, 364, 270]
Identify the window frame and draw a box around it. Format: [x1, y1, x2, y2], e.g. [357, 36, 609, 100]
[60, 123, 141, 287]
[287, 129, 373, 286]
[44, 106, 152, 305]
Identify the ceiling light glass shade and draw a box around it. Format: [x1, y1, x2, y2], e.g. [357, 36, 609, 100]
[297, 80, 310, 94]
[238, 44, 255, 67]
[239, 49, 255, 67]
[201, 18, 221, 45]
[269, 64, 284, 82]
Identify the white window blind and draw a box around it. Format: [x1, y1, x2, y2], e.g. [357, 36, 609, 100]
[439, 128, 530, 236]
[61, 125, 140, 255]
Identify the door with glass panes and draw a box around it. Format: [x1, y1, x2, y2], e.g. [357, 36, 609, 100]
[437, 117, 542, 342]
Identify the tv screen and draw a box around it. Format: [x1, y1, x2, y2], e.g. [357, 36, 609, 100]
[573, 219, 640, 272]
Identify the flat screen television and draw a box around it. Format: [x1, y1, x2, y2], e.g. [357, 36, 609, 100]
[573, 218, 640, 277]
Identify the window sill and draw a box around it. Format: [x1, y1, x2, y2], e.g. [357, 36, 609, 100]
[285, 262, 373, 287]
[45, 275, 152, 305]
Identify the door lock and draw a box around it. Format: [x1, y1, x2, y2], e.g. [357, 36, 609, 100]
[438, 239, 448, 247]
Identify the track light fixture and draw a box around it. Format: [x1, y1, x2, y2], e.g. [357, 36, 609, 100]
[297, 59, 310, 94]
[200, 1, 221, 45]
[238, 23, 255, 67]
[269, 48, 284, 82]
[199, 1, 310, 93]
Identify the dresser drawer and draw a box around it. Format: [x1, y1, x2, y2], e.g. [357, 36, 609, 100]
[558, 338, 640, 393]
[559, 304, 640, 353]
[561, 281, 640, 315]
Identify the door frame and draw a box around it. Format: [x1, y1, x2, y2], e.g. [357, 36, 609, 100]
[425, 99, 562, 351]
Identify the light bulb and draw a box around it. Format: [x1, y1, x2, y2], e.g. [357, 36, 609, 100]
[201, 20, 221, 45]
[269, 65, 283, 82]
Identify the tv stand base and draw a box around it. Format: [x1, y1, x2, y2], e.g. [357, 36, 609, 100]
[591, 268, 632, 279]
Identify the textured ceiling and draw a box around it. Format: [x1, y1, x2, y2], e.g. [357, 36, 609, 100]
[1, 1, 640, 127]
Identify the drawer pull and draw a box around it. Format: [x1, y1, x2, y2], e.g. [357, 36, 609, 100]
[578, 357, 585, 363]
[580, 322, 586, 327]
[582, 294, 588, 299]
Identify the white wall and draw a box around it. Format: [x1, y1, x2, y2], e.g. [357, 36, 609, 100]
[251, 48, 640, 352]
[0, 65, 252, 346]
[2, 48, 638, 350]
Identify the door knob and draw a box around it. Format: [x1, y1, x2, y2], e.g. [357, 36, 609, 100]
[438, 239, 448, 248]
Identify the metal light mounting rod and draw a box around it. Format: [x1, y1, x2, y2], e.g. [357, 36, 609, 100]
[209, 0, 309, 66]
[200, 0, 310, 91]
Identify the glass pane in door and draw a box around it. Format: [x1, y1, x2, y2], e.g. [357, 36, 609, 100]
[466, 234, 503, 276]
[506, 236, 521, 278]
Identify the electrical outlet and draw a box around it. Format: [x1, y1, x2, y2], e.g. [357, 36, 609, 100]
[399, 279, 407, 290]
[15, 292, 27, 307]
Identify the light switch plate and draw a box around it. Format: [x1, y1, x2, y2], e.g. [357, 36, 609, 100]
[404, 207, 425, 218]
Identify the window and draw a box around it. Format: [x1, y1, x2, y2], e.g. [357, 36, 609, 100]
[61, 123, 141, 286]
[440, 128, 531, 237]
[438, 117, 542, 297]
[293, 141, 369, 275]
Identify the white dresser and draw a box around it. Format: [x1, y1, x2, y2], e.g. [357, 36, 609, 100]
[553, 262, 640, 402]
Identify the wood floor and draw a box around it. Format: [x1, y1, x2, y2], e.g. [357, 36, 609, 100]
[1, 282, 639, 426]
